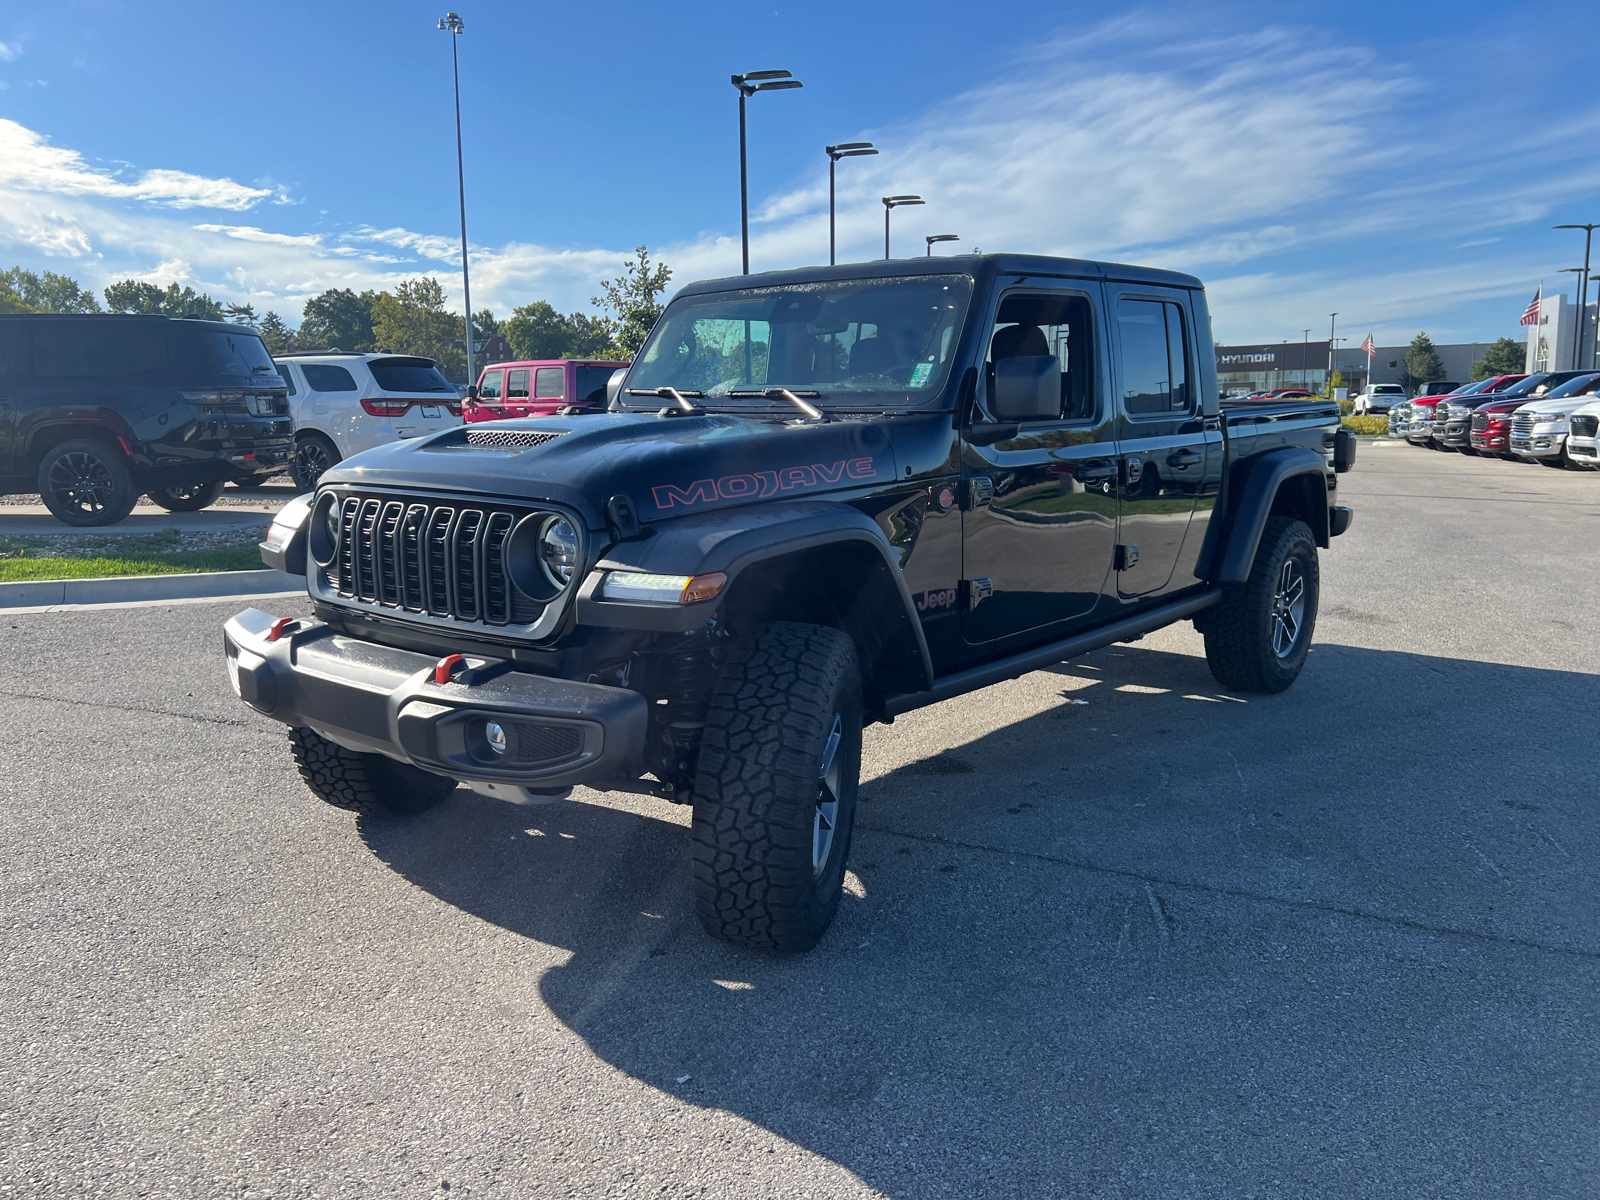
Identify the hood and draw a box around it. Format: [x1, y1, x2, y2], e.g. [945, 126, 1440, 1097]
[1515, 396, 1589, 415]
[317, 411, 900, 529]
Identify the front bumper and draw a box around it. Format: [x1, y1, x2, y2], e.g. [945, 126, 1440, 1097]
[1568, 435, 1599, 464]
[224, 607, 648, 790]
[1470, 429, 1509, 452]
[1510, 433, 1565, 459]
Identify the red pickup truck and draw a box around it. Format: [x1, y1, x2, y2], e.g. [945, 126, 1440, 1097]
[465, 358, 628, 423]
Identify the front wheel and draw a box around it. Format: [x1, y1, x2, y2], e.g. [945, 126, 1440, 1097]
[1199, 516, 1319, 694]
[287, 726, 456, 816]
[147, 481, 225, 512]
[691, 622, 863, 953]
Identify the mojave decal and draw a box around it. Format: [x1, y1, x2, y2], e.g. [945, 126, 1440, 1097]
[651, 457, 879, 511]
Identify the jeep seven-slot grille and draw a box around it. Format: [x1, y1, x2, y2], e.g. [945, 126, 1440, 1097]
[332, 494, 544, 626]
[1573, 414, 1599, 438]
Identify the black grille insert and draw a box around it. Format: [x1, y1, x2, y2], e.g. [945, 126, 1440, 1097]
[466, 428, 565, 449]
[1573, 415, 1598, 438]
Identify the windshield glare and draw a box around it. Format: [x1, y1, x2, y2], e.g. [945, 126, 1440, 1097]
[625, 275, 973, 408]
[1541, 373, 1600, 399]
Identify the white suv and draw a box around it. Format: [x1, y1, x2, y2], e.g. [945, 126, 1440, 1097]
[1507, 373, 1600, 467]
[1353, 383, 1406, 414]
[1567, 397, 1600, 468]
[274, 353, 463, 490]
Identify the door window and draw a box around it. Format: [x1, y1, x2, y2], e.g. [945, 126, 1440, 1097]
[506, 369, 529, 399]
[983, 292, 1097, 421]
[275, 364, 297, 395]
[479, 370, 504, 400]
[300, 364, 358, 392]
[1117, 300, 1191, 416]
[534, 367, 565, 399]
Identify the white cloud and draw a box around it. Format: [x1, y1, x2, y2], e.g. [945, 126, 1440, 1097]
[0, 41, 20, 62]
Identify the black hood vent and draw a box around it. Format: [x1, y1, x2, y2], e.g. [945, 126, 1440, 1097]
[465, 428, 566, 449]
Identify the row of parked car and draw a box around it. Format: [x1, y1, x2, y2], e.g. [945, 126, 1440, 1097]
[1370, 371, 1600, 467]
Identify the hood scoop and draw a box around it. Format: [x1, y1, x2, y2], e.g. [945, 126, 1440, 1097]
[464, 428, 567, 449]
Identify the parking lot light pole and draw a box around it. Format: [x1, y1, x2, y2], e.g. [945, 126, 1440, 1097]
[1554, 224, 1597, 369]
[1302, 330, 1311, 389]
[438, 12, 474, 389]
[825, 143, 877, 266]
[926, 234, 960, 257]
[882, 195, 923, 258]
[732, 70, 804, 275]
[1328, 313, 1338, 387]
[1558, 267, 1588, 367]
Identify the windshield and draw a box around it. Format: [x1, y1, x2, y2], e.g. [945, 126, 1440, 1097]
[368, 358, 455, 393]
[206, 330, 278, 380]
[1498, 374, 1549, 397]
[1454, 379, 1499, 396]
[624, 275, 973, 409]
[1541, 372, 1600, 399]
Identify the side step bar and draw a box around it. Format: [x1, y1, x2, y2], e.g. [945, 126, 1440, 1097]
[881, 588, 1222, 719]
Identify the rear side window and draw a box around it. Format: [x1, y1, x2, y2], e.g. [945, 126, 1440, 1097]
[535, 366, 565, 399]
[32, 323, 166, 377]
[276, 364, 297, 395]
[478, 370, 503, 400]
[1117, 299, 1190, 416]
[301, 364, 358, 392]
[575, 364, 620, 404]
[506, 368, 530, 399]
[368, 359, 455, 393]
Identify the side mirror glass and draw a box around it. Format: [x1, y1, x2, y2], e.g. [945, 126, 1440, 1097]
[606, 367, 627, 408]
[467, 384, 478, 400]
[991, 355, 1060, 422]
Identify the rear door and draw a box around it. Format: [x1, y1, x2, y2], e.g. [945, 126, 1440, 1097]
[1106, 286, 1210, 600]
[298, 362, 371, 456]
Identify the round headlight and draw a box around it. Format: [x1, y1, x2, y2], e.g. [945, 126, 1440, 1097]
[309, 492, 341, 568]
[538, 516, 578, 588]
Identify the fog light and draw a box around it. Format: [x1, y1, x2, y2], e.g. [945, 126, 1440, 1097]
[485, 721, 507, 756]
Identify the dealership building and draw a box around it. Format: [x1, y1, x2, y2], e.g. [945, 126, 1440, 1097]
[1215, 336, 1524, 396]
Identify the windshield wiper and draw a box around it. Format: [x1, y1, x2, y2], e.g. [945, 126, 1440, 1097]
[625, 387, 703, 414]
[724, 388, 827, 421]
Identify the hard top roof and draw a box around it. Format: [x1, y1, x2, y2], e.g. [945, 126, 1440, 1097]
[0, 313, 245, 333]
[672, 252, 1204, 300]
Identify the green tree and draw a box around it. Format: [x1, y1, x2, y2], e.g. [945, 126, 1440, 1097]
[104, 280, 225, 320]
[225, 302, 258, 326]
[592, 245, 672, 358]
[1471, 336, 1526, 380]
[258, 311, 294, 355]
[1, 266, 101, 313]
[502, 302, 620, 360]
[370, 277, 466, 377]
[1322, 369, 1345, 398]
[296, 288, 377, 351]
[471, 309, 500, 341]
[1401, 331, 1446, 392]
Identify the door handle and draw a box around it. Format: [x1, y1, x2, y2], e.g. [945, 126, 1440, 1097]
[1122, 457, 1144, 485]
[1167, 448, 1202, 469]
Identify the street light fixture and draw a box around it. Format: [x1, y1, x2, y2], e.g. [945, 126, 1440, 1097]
[882, 195, 924, 259]
[1555, 224, 1598, 369]
[926, 234, 960, 256]
[732, 70, 804, 275]
[438, 12, 474, 388]
[825, 143, 877, 266]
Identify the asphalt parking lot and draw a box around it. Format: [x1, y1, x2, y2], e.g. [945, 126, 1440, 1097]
[3, 443, 1598, 1199]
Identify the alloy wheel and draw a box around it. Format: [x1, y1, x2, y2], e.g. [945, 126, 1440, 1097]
[294, 441, 333, 487]
[813, 714, 843, 876]
[1271, 558, 1306, 658]
[46, 451, 116, 517]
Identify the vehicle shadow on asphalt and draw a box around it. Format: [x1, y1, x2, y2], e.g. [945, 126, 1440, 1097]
[354, 641, 1600, 1197]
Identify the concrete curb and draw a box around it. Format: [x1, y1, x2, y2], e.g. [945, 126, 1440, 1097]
[0, 568, 303, 609]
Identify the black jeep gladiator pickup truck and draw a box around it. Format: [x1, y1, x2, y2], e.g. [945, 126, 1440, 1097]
[227, 254, 1355, 952]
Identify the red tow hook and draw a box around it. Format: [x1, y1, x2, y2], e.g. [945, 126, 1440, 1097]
[267, 616, 297, 642]
[433, 653, 466, 685]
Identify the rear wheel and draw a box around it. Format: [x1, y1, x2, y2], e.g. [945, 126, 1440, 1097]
[287, 726, 456, 816]
[1200, 516, 1319, 694]
[291, 433, 340, 491]
[691, 622, 862, 953]
[36, 438, 138, 527]
[147, 480, 224, 512]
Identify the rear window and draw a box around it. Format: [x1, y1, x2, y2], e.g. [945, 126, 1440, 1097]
[301, 364, 358, 392]
[206, 330, 278, 381]
[576, 364, 622, 404]
[32, 323, 166, 378]
[368, 358, 454, 393]
[1373, 385, 1403, 394]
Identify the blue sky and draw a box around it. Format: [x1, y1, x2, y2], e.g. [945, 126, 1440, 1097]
[2, 0, 1598, 347]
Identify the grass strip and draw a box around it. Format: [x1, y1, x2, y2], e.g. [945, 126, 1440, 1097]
[0, 544, 263, 581]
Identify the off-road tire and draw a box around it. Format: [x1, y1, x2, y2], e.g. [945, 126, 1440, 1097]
[36, 438, 138, 527]
[147, 480, 225, 512]
[287, 726, 456, 816]
[1201, 516, 1319, 694]
[291, 433, 341, 492]
[691, 622, 863, 953]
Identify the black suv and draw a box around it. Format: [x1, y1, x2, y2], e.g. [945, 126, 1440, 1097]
[0, 315, 292, 525]
[229, 254, 1353, 952]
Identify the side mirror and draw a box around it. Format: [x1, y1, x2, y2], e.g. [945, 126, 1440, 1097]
[467, 384, 478, 400]
[606, 367, 627, 409]
[991, 355, 1060, 422]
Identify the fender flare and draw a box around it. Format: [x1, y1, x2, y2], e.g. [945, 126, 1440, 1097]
[1214, 447, 1329, 585]
[576, 499, 934, 694]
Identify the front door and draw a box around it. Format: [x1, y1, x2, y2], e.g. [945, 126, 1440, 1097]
[1106, 288, 1208, 599]
[960, 286, 1119, 647]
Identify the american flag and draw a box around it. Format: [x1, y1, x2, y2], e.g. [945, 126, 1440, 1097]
[1360, 332, 1376, 356]
[1520, 285, 1542, 326]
